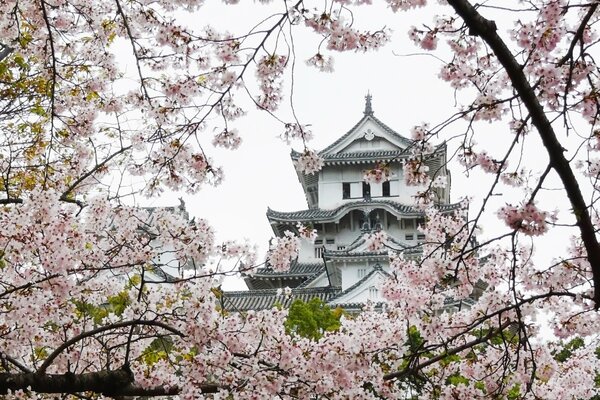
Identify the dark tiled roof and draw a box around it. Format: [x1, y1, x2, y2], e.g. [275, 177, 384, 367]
[222, 286, 340, 312]
[252, 261, 325, 278]
[322, 149, 407, 161]
[290, 149, 409, 164]
[325, 251, 389, 259]
[267, 200, 461, 223]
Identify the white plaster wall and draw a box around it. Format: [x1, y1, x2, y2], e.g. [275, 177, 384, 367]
[298, 243, 316, 262]
[342, 137, 398, 153]
[318, 164, 425, 209]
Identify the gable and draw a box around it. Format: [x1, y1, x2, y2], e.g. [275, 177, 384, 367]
[328, 269, 388, 306]
[339, 136, 400, 153]
[302, 271, 330, 288]
[320, 116, 412, 156]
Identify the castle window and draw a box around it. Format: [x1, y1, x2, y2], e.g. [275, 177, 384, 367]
[405, 234, 414, 241]
[362, 182, 371, 200]
[337, 245, 346, 251]
[382, 181, 390, 197]
[369, 286, 378, 299]
[326, 238, 335, 245]
[314, 246, 324, 258]
[358, 268, 367, 278]
[402, 219, 415, 230]
[342, 182, 351, 199]
[417, 234, 426, 242]
[314, 240, 324, 258]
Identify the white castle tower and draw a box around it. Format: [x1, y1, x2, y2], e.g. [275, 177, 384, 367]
[225, 96, 470, 312]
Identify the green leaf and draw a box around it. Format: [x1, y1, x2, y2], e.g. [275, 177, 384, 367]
[284, 298, 342, 340]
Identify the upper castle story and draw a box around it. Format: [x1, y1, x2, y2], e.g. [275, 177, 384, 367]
[290, 95, 451, 211]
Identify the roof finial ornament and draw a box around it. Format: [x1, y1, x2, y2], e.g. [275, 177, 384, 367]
[364, 92, 373, 116]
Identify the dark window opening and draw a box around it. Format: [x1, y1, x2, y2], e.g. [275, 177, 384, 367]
[326, 238, 335, 245]
[382, 181, 390, 197]
[342, 182, 351, 199]
[362, 182, 371, 200]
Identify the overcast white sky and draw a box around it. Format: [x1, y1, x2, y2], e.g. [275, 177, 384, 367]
[139, 1, 573, 290]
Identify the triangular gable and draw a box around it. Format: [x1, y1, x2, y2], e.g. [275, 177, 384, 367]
[300, 270, 330, 289]
[319, 115, 412, 156]
[328, 267, 389, 306]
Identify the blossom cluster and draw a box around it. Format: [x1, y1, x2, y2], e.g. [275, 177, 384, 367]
[296, 222, 318, 243]
[497, 203, 549, 236]
[256, 55, 287, 111]
[363, 162, 391, 183]
[281, 123, 313, 144]
[266, 231, 301, 272]
[296, 149, 324, 175]
[366, 230, 388, 251]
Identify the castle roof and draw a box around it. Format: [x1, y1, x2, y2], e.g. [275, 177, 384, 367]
[316, 113, 412, 157]
[253, 261, 324, 278]
[267, 200, 461, 225]
[222, 286, 340, 312]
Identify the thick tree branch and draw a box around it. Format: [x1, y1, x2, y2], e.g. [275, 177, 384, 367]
[0, 44, 12, 62]
[0, 369, 221, 397]
[38, 320, 184, 373]
[446, 0, 600, 307]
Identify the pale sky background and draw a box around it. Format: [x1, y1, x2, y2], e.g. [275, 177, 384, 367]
[139, 1, 574, 290]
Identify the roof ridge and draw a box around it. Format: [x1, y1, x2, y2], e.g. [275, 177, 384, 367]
[318, 115, 370, 155]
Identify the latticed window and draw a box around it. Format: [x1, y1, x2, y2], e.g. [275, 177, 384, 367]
[369, 286, 378, 299]
[314, 246, 324, 258]
[314, 240, 324, 258]
[358, 268, 367, 278]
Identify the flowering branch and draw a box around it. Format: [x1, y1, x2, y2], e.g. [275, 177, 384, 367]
[446, 0, 600, 307]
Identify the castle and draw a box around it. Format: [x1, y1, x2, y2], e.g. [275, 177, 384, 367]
[224, 96, 469, 312]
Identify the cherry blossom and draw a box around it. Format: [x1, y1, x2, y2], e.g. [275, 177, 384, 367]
[296, 149, 324, 174]
[498, 203, 549, 236]
[3, 0, 600, 398]
[267, 231, 301, 272]
[296, 222, 318, 243]
[363, 162, 392, 183]
[366, 230, 388, 251]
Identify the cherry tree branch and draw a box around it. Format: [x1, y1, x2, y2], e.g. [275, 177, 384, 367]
[38, 320, 184, 374]
[446, 0, 600, 307]
[0, 369, 221, 397]
[383, 320, 514, 381]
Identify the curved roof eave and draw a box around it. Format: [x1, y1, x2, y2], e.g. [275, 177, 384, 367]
[267, 200, 462, 225]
